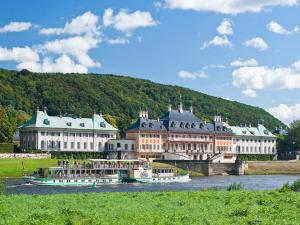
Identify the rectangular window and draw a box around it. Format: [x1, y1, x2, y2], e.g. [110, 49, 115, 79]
[64, 142, 67, 149]
[77, 142, 80, 149]
[90, 142, 94, 150]
[71, 142, 74, 149]
[64, 132, 68, 137]
[41, 132, 45, 136]
[84, 142, 87, 149]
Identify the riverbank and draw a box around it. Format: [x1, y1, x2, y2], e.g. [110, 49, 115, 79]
[246, 160, 300, 175]
[1, 190, 300, 224]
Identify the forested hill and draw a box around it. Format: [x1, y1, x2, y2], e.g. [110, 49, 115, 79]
[0, 68, 284, 135]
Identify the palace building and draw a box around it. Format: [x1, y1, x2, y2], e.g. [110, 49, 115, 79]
[125, 103, 234, 161]
[19, 109, 118, 152]
[223, 122, 277, 157]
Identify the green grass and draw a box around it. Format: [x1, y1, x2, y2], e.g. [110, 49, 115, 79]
[1, 190, 300, 224]
[0, 158, 58, 178]
[246, 161, 300, 175]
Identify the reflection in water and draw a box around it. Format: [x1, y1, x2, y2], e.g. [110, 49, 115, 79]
[3, 175, 300, 195]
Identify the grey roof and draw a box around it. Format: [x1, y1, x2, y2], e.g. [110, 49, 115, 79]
[127, 117, 167, 132]
[128, 109, 232, 134]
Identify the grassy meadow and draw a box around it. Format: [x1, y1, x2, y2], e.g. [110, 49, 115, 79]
[1, 190, 300, 225]
[0, 158, 58, 178]
[246, 161, 300, 175]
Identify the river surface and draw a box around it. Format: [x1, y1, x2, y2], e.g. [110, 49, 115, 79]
[3, 175, 300, 195]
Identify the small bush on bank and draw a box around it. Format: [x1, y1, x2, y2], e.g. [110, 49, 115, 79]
[279, 183, 291, 192]
[290, 179, 300, 192]
[0, 180, 6, 195]
[227, 182, 244, 191]
[279, 180, 300, 192]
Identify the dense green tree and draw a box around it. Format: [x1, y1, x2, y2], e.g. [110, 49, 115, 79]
[103, 113, 117, 128]
[0, 68, 285, 139]
[0, 106, 13, 143]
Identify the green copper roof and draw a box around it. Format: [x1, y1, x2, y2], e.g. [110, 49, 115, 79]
[19, 110, 118, 131]
[223, 123, 276, 138]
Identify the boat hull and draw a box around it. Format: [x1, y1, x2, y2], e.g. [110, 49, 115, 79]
[27, 177, 119, 186]
[136, 174, 191, 183]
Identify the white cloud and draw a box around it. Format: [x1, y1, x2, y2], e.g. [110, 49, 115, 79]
[39, 12, 99, 36]
[103, 8, 157, 35]
[221, 97, 233, 101]
[241, 89, 257, 98]
[178, 70, 207, 79]
[268, 103, 300, 124]
[106, 37, 129, 45]
[0, 46, 39, 62]
[244, 37, 268, 51]
[217, 19, 233, 35]
[203, 64, 226, 70]
[0, 12, 104, 73]
[232, 59, 300, 91]
[202, 35, 232, 49]
[17, 55, 88, 74]
[154, 1, 163, 8]
[164, 0, 297, 14]
[0, 22, 32, 33]
[267, 20, 299, 35]
[231, 58, 258, 67]
[39, 35, 101, 68]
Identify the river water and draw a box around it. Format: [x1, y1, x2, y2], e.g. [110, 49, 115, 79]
[3, 175, 300, 195]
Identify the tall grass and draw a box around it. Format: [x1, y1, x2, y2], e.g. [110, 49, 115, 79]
[0, 180, 5, 195]
[227, 182, 244, 191]
[1, 191, 300, 224]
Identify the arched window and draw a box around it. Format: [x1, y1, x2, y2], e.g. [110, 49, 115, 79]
[180, 122, 184, 128]
[185, 123, 190, 128]
[98, 142, 102, 150]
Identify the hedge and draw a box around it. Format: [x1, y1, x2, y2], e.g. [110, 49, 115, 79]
[51, 152, 106, 159]
[0, 143, 14, 153]
[238, 154, 275, 161]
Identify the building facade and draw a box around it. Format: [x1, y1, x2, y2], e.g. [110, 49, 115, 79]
[223, 122, 277, 156]
[126, 103, 234, 161]
[19, 109, 118, 152]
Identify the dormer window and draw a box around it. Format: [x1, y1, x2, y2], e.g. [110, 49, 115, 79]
[43, 119, 50, 125]
[185, 123, 190, 128]
[199, 123, 204, 129]
[180, 122, 184, 128]
[242, 131, 246, 134]
[142, 122, 146, 127]
[149, 123, 153, 128]
[191, 123, 196, 128]
[264, 130, 269, 135]
[100, 122, 106, 128]
[223, 127, 226, 131]
[80, 123, 85, 127]
[171, 121, 176, 127]
[66, 122, 72, 126]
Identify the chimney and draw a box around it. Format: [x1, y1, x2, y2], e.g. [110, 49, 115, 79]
[190, 105, 193, 113]
[168, 104, 172, 112]
[43, 107, 47, 114]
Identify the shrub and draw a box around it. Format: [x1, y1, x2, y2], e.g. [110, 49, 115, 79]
[290, 179, 300, 192]
[0, 180, 6, 195]
[279, 183, 291, 192]
[0, 143, 14, 153]
[227, 182, 244, 191]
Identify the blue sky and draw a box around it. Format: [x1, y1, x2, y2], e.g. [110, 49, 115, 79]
[1, 0, 300, 124]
